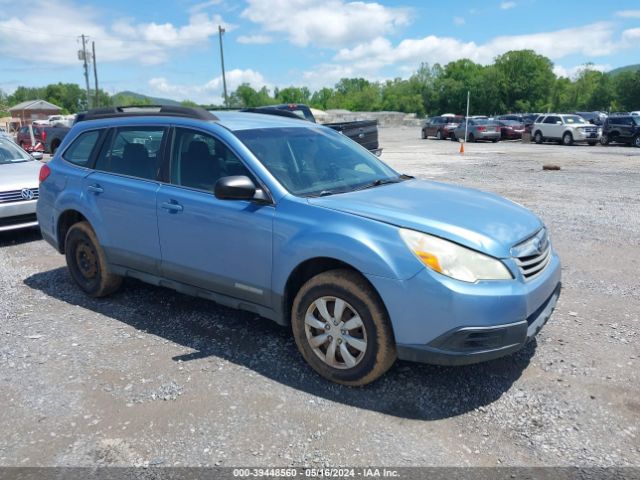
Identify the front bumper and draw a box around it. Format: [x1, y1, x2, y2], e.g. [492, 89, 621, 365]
[0, 200, 38, 232]
[366, 249, 561, 365]
[396, 283, 560, 365]
[573, 129, 601, 142]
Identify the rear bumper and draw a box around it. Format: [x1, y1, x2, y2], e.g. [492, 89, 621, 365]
[396, 283, 561, 365]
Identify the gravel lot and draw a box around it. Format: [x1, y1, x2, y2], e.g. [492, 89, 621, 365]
[1, 129, 639, 468]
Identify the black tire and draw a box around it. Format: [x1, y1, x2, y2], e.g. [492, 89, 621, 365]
[436, 129, 442, 140]
[421, 129, 427, 139]
[468, 133, 476, 143]
[600, 134, 609, 146]
[634, 135, 640, 148]
[65, 221, 122, 297]
[588, 142, 597, 146]
[492, 138, 499, 143]
[534, 131, 543, 144]
[291, 269, 396, 386]
[562, 132, 573, 146]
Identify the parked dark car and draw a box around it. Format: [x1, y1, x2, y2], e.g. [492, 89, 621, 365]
[497, 120, 525, 140]
[574, 111, 607, 126]
[452, 119, 501, 142]
[422, 115, 464, 140]
[600, 115, 640, 147]
[246, 104, 381, 155]
[498, 114, 540, 134]
[16, 124, 70, 154]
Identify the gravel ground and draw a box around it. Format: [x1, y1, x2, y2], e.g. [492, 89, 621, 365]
[0, 129, 638, 468]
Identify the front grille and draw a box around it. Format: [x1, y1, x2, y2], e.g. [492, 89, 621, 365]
[512, 229, 552, 281]
[0, 188, 39, 204]
[582, 126, 598, 134]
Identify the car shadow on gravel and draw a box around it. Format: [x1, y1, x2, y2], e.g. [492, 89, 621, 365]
[25, 267, 536, 421]
[0, 227, 42, 247]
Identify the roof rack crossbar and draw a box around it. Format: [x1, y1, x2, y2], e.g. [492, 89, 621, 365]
[82, 105, 218, 122]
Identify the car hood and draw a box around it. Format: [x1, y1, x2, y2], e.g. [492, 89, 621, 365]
[308, 179, 542, 258]
[1, 161, 41, 191]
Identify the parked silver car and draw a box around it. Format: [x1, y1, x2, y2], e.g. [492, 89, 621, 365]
[0, 137, 42, 232]
[452, 119, 501, 142]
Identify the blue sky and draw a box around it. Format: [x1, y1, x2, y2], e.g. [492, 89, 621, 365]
[1, 0, 639, 103]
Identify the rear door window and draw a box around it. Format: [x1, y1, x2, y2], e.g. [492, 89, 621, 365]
[62, 130, 101, 167]
[95, 127, 166, 180]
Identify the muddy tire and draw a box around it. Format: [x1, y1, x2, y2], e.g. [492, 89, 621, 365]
[65, 221, 122, 297]
[291, 269, 396, 386]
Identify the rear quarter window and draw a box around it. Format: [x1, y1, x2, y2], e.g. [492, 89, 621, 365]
[62, 130, 101, 167]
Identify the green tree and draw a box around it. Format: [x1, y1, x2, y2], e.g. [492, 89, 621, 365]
[493, 50, 555, 112]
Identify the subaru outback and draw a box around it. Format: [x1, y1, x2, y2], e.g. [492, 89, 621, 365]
[37, 106, 561, 385]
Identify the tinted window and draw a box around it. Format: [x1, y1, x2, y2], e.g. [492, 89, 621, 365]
[543, 116, 560, 124]
[95, 127, 165, 180]
[170, 128, 251, 192]
[63, 130, 101, 167]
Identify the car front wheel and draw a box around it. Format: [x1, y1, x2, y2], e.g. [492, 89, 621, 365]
[291, 269, 396, 386]
[634, 135, 640, 148]
[65, 221, 122, 297]
[600, 134, 609, 145]
[562, 132, 573, 146]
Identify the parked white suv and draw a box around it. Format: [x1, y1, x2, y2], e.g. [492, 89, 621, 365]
[532, 114, 601, 146]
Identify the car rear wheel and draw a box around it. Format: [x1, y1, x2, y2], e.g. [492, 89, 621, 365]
[468, 133, 476, 143]
[65, 221, 122, 297]
[421, 129, 427, 139]
[436, 130, 442, 140]
[562, 132, 573, 146]
[291, 269, 396, 386]
[634, 135, 640, 148]
[534, 131, 543, 144]
[600, 134, 609, 145]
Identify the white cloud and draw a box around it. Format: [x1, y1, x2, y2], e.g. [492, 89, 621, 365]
[333, 22, 621, 71]
[241, 0, 410, 48]
[500, 1, 517, 10]
[148, 69, 269, 104]
[189, 0, 222, 14]
[622, 27, 640, 43]
[553, 63, 612, 79]
[453, 16, 465, 26]
[0, 0, 232, 66]
[615, 10, 640, 18]
[237, 34, 273, 44]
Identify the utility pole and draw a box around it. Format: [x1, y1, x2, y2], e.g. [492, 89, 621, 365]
[92, 41, 99, 108]
[78, 34, 91, 110]
[218, 25, 228, 107]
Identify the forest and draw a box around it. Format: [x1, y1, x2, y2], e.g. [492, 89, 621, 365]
[2, 50, 639, 117]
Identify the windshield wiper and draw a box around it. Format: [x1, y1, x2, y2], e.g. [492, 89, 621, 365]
[351, 176, 403, 192]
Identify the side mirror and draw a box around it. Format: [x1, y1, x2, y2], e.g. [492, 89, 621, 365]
[31, 151, 44, 161]
[214, 175, 257, 200]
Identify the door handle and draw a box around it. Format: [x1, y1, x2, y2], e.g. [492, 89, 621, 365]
[87, 184, 103, 194]
[161, 201, 183, 212]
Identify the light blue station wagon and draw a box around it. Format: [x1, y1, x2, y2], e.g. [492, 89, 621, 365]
[37, 106, 561, 385]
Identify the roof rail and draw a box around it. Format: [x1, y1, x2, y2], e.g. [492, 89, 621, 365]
[240, 107, 306, 121]
[81, 105, 218, 122]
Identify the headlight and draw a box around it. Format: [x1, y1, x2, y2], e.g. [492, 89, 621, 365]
[399, 229, 512, 283]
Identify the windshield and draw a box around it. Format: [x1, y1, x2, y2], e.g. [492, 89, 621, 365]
[0, 138, 32, 165]
[632, 117, 640, 126]
[235, 126, 400, 196]
[563, 115, 587, 124]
